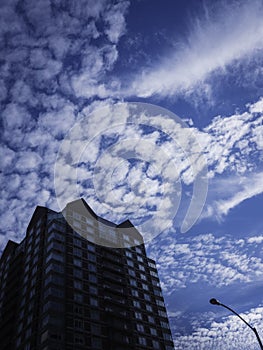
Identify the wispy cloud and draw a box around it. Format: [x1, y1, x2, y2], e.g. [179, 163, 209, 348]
[128, 0, 263, 97]
[209, 172, 263, 217]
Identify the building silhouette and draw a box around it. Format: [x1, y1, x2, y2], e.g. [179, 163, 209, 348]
[0, 199, 175, 350]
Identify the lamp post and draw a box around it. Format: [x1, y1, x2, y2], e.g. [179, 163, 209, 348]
[209, 298, 263, 350]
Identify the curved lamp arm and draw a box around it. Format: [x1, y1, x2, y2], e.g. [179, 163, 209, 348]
[210, 298, 263, 350]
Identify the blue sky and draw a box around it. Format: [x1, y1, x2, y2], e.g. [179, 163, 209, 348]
[1, 0, 263, 348]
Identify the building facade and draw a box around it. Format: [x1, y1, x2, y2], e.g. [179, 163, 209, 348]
[0, 199, 174, 350]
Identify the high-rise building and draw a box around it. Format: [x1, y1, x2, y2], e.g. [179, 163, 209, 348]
[0, 199, 175, 350]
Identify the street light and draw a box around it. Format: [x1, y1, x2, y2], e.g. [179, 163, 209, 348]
[209, 298, 263, 350]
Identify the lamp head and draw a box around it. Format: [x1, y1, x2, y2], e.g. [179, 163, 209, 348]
[210, 298, 221, 306]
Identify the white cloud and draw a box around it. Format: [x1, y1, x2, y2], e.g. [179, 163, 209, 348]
[128, 0, 263, 97]
[173, 306, 263, 350]
[0, 0, 130, 253]
[15, 151, 43, 173]
[215, 172, 263, 216]
[247, 236, 263, 244]
[149, 232, 263, 292]
[104, 1, 129, 43]
[248, 97, 263, 113]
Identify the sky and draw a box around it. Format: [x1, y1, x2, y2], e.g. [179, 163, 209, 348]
[1, 0, 263, 348]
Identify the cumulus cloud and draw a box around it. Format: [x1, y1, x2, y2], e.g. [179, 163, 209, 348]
[149, 232, 263, 292]
[0, 0, 129, 251]
[54, 102, 209, 241]
[172, 305, 263, 350]
[127, 0, 263, 97]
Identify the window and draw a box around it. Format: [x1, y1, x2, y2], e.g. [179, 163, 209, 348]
[27, 314, 33, 325]
[153, 340, 160, 349]
[74, 293, 83, 303]
[130, 279, 137, 287]
[42, 315, 49, 327]
[150, 328, 157, 336]
[91, 337, 102, 349]
[152, 279, 160, 287]
[17, 322, 23, 334]
[163, 333, 172, 341]
[99, 226, 117, 243]
[127, 259, 134, 267]
[43, 301, 64, 313]
[47, 241, 64, 253]
[140, 274, 146, 280]
[73, 220, 81, 229]
[16, 337, 21, 347]
[135, 247, 142, 254]
[161, 321, 170, 329]
[90, 297, 98, 306]
[73, 212, 81, 220]
[74, 319, 84, 329]
[74, 335, 85, 344]
[41, 330, 48, 343]
[89, 274, 97, 283]
[154, 288, 162, 297]
[142, 283, 149, 291]
[87, 253, 96, 262]
[150, 270, 158, 278]
[86, 217, 95, 226]
[90, 286, 98, 295]
[88, 263, 97, 272]
[133, 300, 140, 308]
[73, 238, 82, 247]
[74, 306, 83, 314]
[158, 310, 167, 318]
[149, 261, 156, 269]
[44, 274, 64, 287]
[148, 315, 154, 323]
[73, 258, 82, 267]
[73, 247, 82, 257]
[132, 289, 139, 297]
[137, 255, 143, 262]
[33, 255, 38, 265]
[73, 268, 83, 279]
[156, 299, 165, 307]
[138, 336, 147, 346]
[146, 304, 153, 312]
[128, 269, 136, 277]
[90, 310, 100, 320]
[137, 324, 144, 332]
[44, 287, 64, 299]
[74, 281, 82, 289]
[50, 332, 63, 341]
[123, 234, 130, 241]
[47, 223, 65, 236]
[138, 265, 145, 271]
[46, 262, 64, 274]
[125, 251, 132, 258]
[144, 293, 151, 301]
[87, 243, 95, 252]
[135, 311, 142, 320]
[91, 324, 101, 335]
[46, 251, 64, 263]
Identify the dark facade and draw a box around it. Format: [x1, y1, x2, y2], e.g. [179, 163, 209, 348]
[0, 199, 175, 350]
